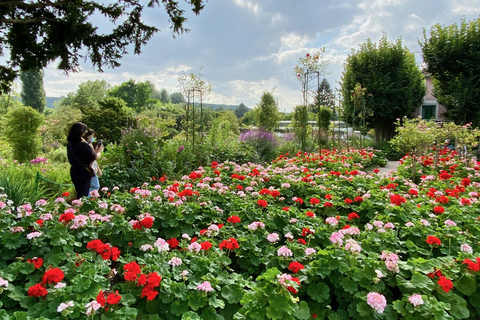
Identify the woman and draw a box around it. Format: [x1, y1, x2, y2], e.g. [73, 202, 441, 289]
[83, 129, 102, 195]
[66, 122, 102, 199]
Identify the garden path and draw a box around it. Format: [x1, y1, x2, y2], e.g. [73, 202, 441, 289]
[374, 160, 399, 176]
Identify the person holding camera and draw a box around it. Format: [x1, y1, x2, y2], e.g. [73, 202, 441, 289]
[84, 129, 103, 195]
[67, 122, 103, 199]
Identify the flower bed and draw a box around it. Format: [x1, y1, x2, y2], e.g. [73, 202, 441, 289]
[0, 148, 479, 319]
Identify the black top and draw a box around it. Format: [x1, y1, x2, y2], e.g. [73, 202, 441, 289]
[67, 141, 97, 168]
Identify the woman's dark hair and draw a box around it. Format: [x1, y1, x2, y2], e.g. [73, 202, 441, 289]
[67, 122, 87, 142]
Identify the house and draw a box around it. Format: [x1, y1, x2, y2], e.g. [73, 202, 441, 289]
[412, 73, 447, 121]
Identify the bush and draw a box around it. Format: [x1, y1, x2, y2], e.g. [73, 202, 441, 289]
[239, 129, 280, 162]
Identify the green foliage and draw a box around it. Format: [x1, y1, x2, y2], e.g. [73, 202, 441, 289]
[255, 91, 280, 131]
[212, 111, 240, 135]
[171, 92, 186, 104]
[108, 79, 157, 113]
[420, 17, 480, 125]
[81, 97, 135, 143]
[241, 110, 256, 126]
[19, 68, 46, 113]
[314, 78, 334, 113]
[0, 0, 207, 93]
[159, 89, 171, 104]
[59, 80, 110, 113]
[40, 105, 83, 152]
[341, 34, 426, 142]
[234, 103, 249, 119]
[3, 106, 44, 162]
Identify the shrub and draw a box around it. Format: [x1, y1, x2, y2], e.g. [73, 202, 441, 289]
[239, 129, 280, 162]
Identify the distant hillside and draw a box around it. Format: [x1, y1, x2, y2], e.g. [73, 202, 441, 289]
[46, 97, 63, 109]
[192, 103, 241, 111]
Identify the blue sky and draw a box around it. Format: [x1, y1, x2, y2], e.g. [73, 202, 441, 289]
[41, 0, 480, 112]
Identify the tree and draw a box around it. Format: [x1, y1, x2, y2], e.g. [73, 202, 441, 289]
[108, 79, 157, 113]
[81, 97, 135, 142]
[341, 34, 425, 143]
[3, 106, 44, 162]
[170, 92, 186, 104]
[0, 0, 207, 93]
[313, 78, 334, 113]
[20, 67, 46, 113]
[420, 18, 480, 126]
[234, 103, 249, 119]
[159, 88, 171, 104]
[59, 79, 109, 113]
[255, 91, 280, 131]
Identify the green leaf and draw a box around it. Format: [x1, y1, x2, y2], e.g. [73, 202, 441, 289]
[356, 302, 372, 317]
[340, 277, 358, 294]
[171, 300, 189, 316]
[8, 287, 25, 302]
[188, 292, 208, 311]
[208, 296, 225, 309]
[411, 272, 435, 291]
[455, 275, 476, 296]
[182, 311, 201, 320]
[307, 282, 330, 303]
[294, 301, 310, 320]
[221, 284, 244, 304]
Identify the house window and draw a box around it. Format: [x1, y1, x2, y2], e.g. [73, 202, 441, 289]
[422, 105, 436, 120]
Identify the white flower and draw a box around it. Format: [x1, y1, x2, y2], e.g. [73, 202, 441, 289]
[154, 238, 170, 252]
[26, 231, 42, 240]
[57, 301, 74, 312]
[85, 301, 102, 316]
[460, 243, 473, 254]
[169, 257, 183, 267]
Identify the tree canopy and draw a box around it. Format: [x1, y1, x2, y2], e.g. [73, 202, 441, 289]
[0, 0, 207, 93]
[108, 79, 158, 113]
[20, 67, 46, 113]
[255, 91, 280, 131]
[420, 17, 480, 126]
[341, 34, 425, 142]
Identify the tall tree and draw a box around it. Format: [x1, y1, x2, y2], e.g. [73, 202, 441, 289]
[313, 78, 334, 113]
[170, 92, 186, 104]
[0, 0, 207, 93]
[159, 88, 171, 104]
[420, 17, 480, 126]
[341, 34, 425, 143]
[108, 79, 157, 113]
[59, 79, 109, 113]
[20, 67, 46, 113]
[255, 91, 280, 131]
[234, 103, 249, 118]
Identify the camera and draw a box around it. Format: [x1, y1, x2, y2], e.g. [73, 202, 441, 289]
[98, 139, 103, 146]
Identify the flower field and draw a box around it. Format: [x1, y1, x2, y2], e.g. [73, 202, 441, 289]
[1, 148, 480, 319]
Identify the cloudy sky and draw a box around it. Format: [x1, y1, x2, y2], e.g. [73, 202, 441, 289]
[42, 0, 480, 112]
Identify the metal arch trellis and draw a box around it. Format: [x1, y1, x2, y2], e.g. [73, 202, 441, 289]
[300, 70, 322, 153]
[185, 88, 204, 153]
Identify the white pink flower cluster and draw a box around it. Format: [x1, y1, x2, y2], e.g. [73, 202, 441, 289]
[154, 238, 170, 252]
[367, 292, 387, 314]
[277, 246, 293, 257]
[247, 221, 265, 231]
[381, 251, 400, 273]
[344, 239, 362, 253]
[408, 294, 424, 306]
[197, 281, 213, 292]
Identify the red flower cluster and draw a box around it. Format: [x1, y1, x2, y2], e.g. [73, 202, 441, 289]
[347, 212, 359, 221]
[96, 290, 122, 306]
[166, 238, 179, 249]
[124, 261, 142, 281]
[433, 206, 445, 214]
[138, 272, 162, 300]
[133, 217, 154, 230]
[287, 277, 301, 294]
[86, 239, 121, 261]
[28, 283, 48, 297]
[438, 171, 453, 180]
[344, 198, 353, 204]
[437, 276, 453, 293]
[354, 196, 363, 202]
[463, 258, 480, 272]
[227, 215, 241, 224]
[309, 197, 320, 205]
[426, 236, 441, 246]
[436, 195, 449, 204]
[461, 177, 471, 186]
[59, 212, 75, 223]
[390, 194, 406, 206]
[305, 211, 315, 218]
[323, 202, 333, 208]
[219, 238, 239, 250]
[257, 199, 268, 208]
[42, 268, 64, 285]
[27, 257, 43, 269]
[288, 262, 305, 274]
[189, 172, 202, 180]
[408, 189, 418, 196]
[294, 197, 304, 205]
[201, 241, 213, 251]
[231, 173, 245, 180]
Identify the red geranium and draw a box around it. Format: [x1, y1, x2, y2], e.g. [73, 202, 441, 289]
[463, 258, 480, 272]
[288, 262, 305, 274]
[59, 212, 75, 223]
[28, 283, 48, 297]
[140, 217, 154, 229]
[309, 197, 320, 205]
[42, 268, 64, 285]
[305, 211, 315, 218]
[257, 199, 268, 208]
[106, 291, 122, 305]
[323, 202, 333, 208]
[390, 194, 406, 206]
[347, 212, 359, 221]
[27, 257, 43, 269]
[219, 238, 239, 250]
[227, 215, 241, 224]
[141, 286, 159, 301]
[167, 238, 179, 249]
[124, 261, 142, 281]
[426, 236, 441, 246]
[433, 206, 445, 214]
[438, 276, 453, 293]
[201, 241, 212, 251]
[344, 198, 353, 204]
